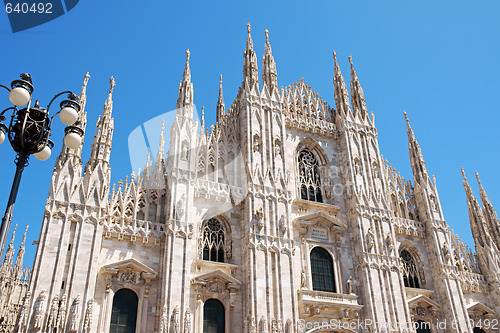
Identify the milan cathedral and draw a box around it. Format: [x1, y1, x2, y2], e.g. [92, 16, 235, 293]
[0, 24, 499, 333]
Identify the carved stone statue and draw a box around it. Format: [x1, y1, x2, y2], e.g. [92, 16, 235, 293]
[346, 276, 353, 294]
[160, 305, 168, 333]
[248, 316, 257, 333]
[57, 294, 67, 329]
[82, 299, 93, 333]
[253, 135, 261, 153]
[69, 295, 81, 332]
[16, 291, 31, 331]
[300, 269, 307, 288]
[184, 308, 192, 333]
[33, 290, 47, 330]
[47, 296, 59, 329]
[259, 316, 267, 333]
[366, 228, 375, 251]
[170, 306, 180, 333]
[386, 234, 394, 252]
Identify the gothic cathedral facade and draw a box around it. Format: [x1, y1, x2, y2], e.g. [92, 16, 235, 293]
[1, 24, 499, 333]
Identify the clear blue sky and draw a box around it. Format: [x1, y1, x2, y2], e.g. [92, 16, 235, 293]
[0, 0, 499, 268]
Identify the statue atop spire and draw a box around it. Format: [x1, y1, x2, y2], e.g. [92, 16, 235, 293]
[243, 23, 259, 89]
[332, 51, 351, 117]
[349, 56, 368, 120]
[462, 168, 492, 249]
[176, 49, 194, 110]
[108, 76, 115, 99]
[216, 74, 225, 123]
[262, 29, 278, 91]
[475, 171, 500, 248]
[2, 224, 17, 267]
[404, 111, 428, 183]
[157, 119, 165, 161]
[78, 72, 91, 106]
[13, 225, 28, 278]
[84, 77, 116, 175]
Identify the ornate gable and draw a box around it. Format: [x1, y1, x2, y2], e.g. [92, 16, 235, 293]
[101, 258, 157, 292]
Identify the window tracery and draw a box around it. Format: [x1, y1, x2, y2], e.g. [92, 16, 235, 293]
[298, 149, 323, 202]
[400, 249, 421, 288]
[201, 219, 229, 263]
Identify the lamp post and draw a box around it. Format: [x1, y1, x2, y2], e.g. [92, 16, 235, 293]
[0, 73, 83, 257]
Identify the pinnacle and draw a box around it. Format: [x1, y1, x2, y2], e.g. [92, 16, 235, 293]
[108, 76, 115, 99]
[475, 171, 482, 187]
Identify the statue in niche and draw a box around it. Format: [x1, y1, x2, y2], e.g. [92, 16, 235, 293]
[354, 159, 362, 176]
[181, 141, 189, 160]
[176, 193, 186, 219]
[274, 140, 281, 158]
[301, 269, 307, 288]
[430, 195, 439, 211]
[346, 276, 354, 294]
[386, 234, 394, 252]
[372, 163, 379, 179]
[366, 228, 375, 251]
[253, 134, 261, 153]
[255, 207, 264, 230]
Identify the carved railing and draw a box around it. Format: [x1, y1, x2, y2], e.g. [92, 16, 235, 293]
[393, 217, 425, 238]
[193, 178, 246, 203]
[458, 270, 486, 293]
[299, 289, 359, 305]
[103, 218, 165, 241]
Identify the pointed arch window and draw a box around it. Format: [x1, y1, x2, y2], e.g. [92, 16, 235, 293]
[400, 249, 421, 288]
[109, 289, 138, 333]
[202, 219, 226, 263]
[203, 299, 225, 333]
[310, 247, 336, 293]
[298, 149, 323, 203]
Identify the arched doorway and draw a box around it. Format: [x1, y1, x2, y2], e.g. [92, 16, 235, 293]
[203, 298, 225, 333]
[473, 328, 486, 333]
[109, 289, 138, 333]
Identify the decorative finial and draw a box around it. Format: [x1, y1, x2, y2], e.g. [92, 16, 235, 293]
[461, 167, 467, 180]
[109, 76, 115, 96]
[247, 22, 251, 34]
[83, 72, 90, 87]
[186, 49, 190, 64]
[265, 29, 269, 42]
[403, 110, 410, 125]
[348, 55, 353, 65]
[475, 171, 482, 186]
[333, 50, 337, 60]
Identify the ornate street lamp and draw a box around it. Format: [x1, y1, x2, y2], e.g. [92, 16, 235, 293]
[0, 73, 83, 256]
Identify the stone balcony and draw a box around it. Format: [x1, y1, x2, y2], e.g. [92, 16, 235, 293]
[298, 289, 363, 319]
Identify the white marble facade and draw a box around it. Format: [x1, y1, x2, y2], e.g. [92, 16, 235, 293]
[1, 24, 499, 333]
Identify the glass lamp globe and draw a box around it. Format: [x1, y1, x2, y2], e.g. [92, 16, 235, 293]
[59, 106, 78, 126]
[34, 145, 51, 161]
[0, 129, 5, 145]
[9, 86, 31, 106]
[64, 131, 82, 149]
